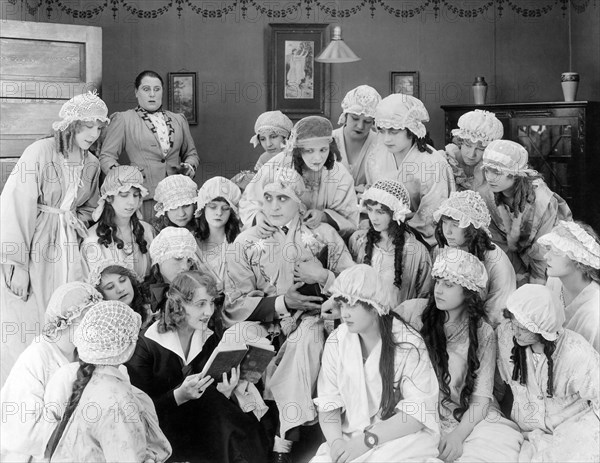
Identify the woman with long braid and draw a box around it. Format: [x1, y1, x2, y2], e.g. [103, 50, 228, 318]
[349, 179, 432, 306]
[43, 300, 171, 462]
[497, 284, 600, 462]
[397, 248, 523, 462]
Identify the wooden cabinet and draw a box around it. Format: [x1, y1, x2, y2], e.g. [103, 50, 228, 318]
[441, 102, 600, 232]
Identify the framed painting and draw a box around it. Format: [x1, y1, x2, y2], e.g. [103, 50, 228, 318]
[268, 23, 329, 120]
[168, 71, 197, 125]
[390, 71, 419, 99]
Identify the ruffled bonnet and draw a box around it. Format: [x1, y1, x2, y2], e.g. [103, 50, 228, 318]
[330, 264, 397, 316]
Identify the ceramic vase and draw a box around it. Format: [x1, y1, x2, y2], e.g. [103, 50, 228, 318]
[561, 72, 579, 102]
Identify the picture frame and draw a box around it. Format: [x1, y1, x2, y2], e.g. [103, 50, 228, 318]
[268, 23, 330, 120]
[390, 71, 419, 99]
[168, 71, 197, 125]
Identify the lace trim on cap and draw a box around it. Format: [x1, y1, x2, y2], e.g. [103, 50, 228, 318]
[362, 187, 410, 224]
[155, 195, 196, 217]
[538, 223, 600, 269]
[375, 118, 426, 139]
[43, 291, 103, 339]
[510, 309, 560, 341]
[431, 257, 487, 294]
[433, 206, 491, 236]
[330, 291, 390, 317]
[451, 128, 495, 146]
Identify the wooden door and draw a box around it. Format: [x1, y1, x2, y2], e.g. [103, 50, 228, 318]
[0, 20, 102, 191]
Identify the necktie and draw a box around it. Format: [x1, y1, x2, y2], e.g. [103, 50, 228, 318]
[281, 226, 289, 235]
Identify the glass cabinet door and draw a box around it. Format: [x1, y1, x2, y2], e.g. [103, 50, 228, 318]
[510, 117, 577, 204]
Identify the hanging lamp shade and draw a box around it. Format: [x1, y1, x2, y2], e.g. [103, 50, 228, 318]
[315, 26, 361, 63]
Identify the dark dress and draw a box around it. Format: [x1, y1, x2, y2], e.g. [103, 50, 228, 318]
[125, 322, 269, 463]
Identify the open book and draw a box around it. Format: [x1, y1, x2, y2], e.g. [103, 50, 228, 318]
[199, 338, 275, 384]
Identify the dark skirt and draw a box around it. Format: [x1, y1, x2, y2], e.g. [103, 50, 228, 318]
[161, 386, 269, 463]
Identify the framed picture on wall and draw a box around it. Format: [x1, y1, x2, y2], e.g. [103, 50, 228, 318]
[390, 71, 419, 99]
[268, 23, 329, 120]
[168, 71, 197, 125]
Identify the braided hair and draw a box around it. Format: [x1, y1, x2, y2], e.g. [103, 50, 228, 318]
[420, 288, 486, 421]
[510, 336, 556, 398]
[363, 199, 412, 290]
[45, 361, 96, 458]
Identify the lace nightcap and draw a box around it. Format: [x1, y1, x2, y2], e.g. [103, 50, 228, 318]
[433, 190, 491, 233]
[74, 300, 141, 365]
[87, 259, 142, 288]
[451, 110, 503, 146]
[154, 175, 198, 217]
[330, 264, 397, 316]
[196, 176, 241, 216]
[375, 93, 429, 139]
[432, 248, 488, 294]
[482, 140, 537, 177]
[538, 221, 600, 269]
[263, 167, 306, 205]
[362, 179, 411, 224]
[286, 116, 333, 151]
[52, 91, 109, 132]
[43, 282, 103, 339]
[150, 226, 199, 266]
[506, 284, 565, 341]
[250, 110, 293, 147]
[92, 165, 149, 222]
[337, 85, 382, 125]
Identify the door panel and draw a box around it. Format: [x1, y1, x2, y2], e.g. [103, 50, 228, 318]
[0, 20, 102, 191]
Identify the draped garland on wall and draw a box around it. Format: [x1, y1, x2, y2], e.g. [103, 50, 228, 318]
[6, 0, 595, 21]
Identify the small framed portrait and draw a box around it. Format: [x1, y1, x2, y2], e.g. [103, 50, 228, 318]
[390, 71, 419, 98]
[168, 71, 197, 125]
[268, 23, 330, 120]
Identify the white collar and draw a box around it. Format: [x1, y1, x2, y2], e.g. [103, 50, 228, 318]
[145, 321, 213, 365]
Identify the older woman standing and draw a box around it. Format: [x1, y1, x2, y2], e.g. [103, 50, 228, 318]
[333, 85, 381, 192]
[99, 70, 200, 220]
[366, 94, 455, 247]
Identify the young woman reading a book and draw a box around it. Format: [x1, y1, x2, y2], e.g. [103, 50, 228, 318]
[126, 270, 269, 463]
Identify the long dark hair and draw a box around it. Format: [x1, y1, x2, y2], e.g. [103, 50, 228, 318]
[135, 70, 164, 89]
[363, 199, 412, 290]
[490, 174, 542, 217]
[335, 297, 419, 420]
[408, 128, 435, 154]
[195, 196, 241, 244]
[46, 360, 96, 458]
[96, 198, 149, 255]
[98, 265, 149, 325]
[291, 139, 341, 175]
[434, 217, 495, 262]
[510, 336, 556, 398]
[420, 288, 485, 421]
